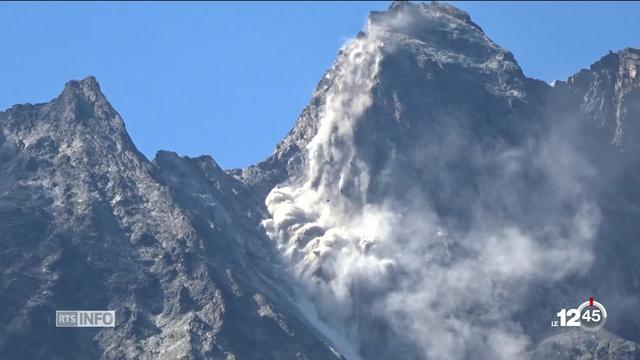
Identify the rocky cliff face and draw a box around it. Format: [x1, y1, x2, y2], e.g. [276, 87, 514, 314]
[241, 2, 640, 359]
[0, 78, 342, 359]
[2, 1, 640, 360]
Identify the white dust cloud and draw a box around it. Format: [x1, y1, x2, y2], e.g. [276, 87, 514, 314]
[262, 14, 600, 360]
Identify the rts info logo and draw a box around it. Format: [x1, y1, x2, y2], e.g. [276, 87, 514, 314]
[56, 310, 116, 328]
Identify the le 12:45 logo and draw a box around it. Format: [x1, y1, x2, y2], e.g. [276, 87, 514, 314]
[552, 297, 607, 332]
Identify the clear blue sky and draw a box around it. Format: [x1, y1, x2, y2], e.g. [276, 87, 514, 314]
[1, 1, 639, 169]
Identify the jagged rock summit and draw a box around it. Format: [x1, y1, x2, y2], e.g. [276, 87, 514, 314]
[0, 75, 343, 359]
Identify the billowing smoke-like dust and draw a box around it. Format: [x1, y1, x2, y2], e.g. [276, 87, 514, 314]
[262, 16, 600, 360]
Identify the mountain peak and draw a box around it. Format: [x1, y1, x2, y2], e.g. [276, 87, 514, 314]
[56, 76, 116, 120]
[61, 76, 104, 101]
[388, 0, 414, 11]
[366, 1, 502, 72]
[376, 1, 484, 34]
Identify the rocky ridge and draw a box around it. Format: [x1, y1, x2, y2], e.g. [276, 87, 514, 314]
[2, 1, 640, 359]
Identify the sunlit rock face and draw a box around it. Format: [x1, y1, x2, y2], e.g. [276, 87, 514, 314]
[0, 78, 344, 360]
